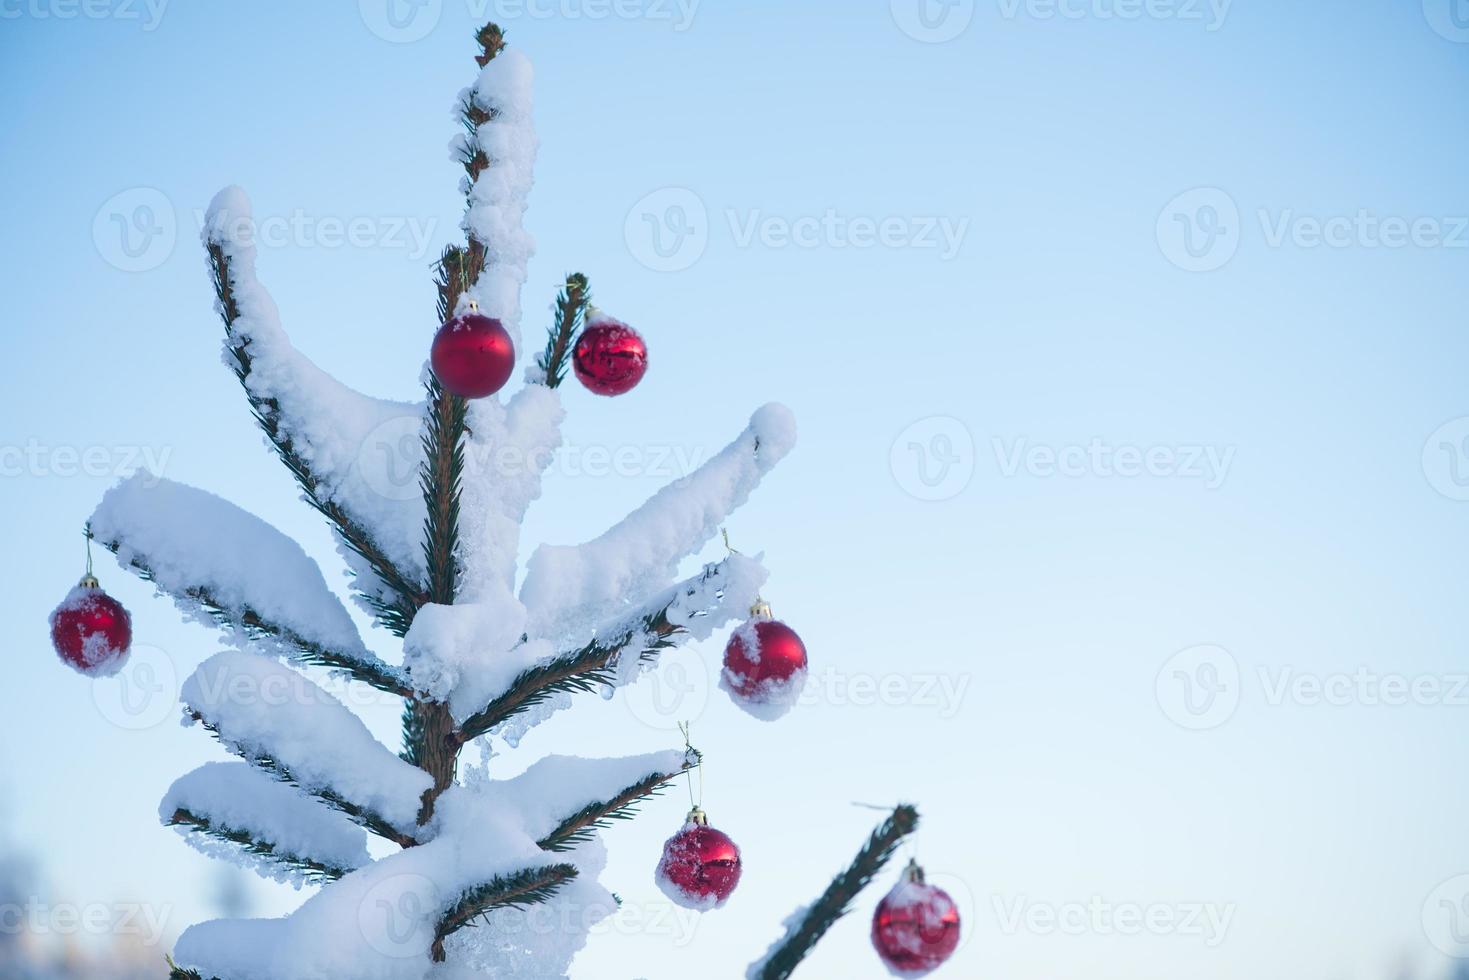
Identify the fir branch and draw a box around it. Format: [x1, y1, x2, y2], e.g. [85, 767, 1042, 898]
[165, 808, 355, 884]
[191, 714, 417, 849]
[401, 23, 512, 825]
[537, 753, 697, 853]
[431, 862, 578, 962]
[423, 251, 471, 606]
[536, 273, 589, 388]
[206, 243, 426, 637]
[455, 612, 680, 744]
[454, 23, 506, 273]
[749, 804, 920, 980]
[474, 21, 506, 66]
[166, 958, 204, 980]
[93, 535, 411, 697]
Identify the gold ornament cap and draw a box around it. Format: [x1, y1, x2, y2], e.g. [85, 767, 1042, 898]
[686, 806, 709, 826]
[78, 574, 100, 589]
[902, 858, 926, 884]
[749, 599, 773, 621]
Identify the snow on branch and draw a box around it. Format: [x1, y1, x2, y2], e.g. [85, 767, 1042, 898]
[90, 473, 409, 695]
[170, 786, 575, 979]
[182, 650, 433, 843]
[518, 404, 796, 641]
[495, 749, 697, 852]
[203, 187, 428, 633]
[161, 762, 370, 886]
[457, 42, 537, 351]
[747, 804, 920, 980]
[430, 863, 578, 961]
[532, 272, 589, 388]
[454, 381, 565, 607]
[456, 554, 767, 744]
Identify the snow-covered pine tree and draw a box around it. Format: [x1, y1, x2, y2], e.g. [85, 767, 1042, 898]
[81, 24, 929, 979]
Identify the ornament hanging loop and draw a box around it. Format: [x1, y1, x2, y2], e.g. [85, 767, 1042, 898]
[80, 529, 99, 589]
[721, 527, 772, 619]
[678, 721, 704, 812]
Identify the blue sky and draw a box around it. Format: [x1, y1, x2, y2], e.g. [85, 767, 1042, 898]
[3, 2, 1469, 978]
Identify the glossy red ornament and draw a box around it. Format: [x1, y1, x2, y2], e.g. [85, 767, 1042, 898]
[572, 314, 647, 396]
[720, 606, 808, 719]
[871, 862, 961, 976]
[655, 808, 742, 910]
[431, 311, 515, 398]
[50, 576, 132, 676]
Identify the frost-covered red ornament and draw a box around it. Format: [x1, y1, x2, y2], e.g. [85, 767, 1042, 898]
[50, 573, 132, 676]
[655, 807, 742, 910]
[719, 600, 808, 721]
[572, 311, 647, 396]
[871, 861, 961, 977]
[431, 309, 515, 398]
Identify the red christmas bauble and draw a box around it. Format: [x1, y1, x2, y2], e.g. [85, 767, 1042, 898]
[871, 863, 961, 976]
[572, 315, 647, 396]
[720, 614, 808, 718]
[431, 312, 515, 398]
[50, 578, 132, 676]
[655, 809, 742, 910]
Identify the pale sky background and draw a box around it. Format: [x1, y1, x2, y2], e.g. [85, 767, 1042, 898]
[3, 2, 1469, 978]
